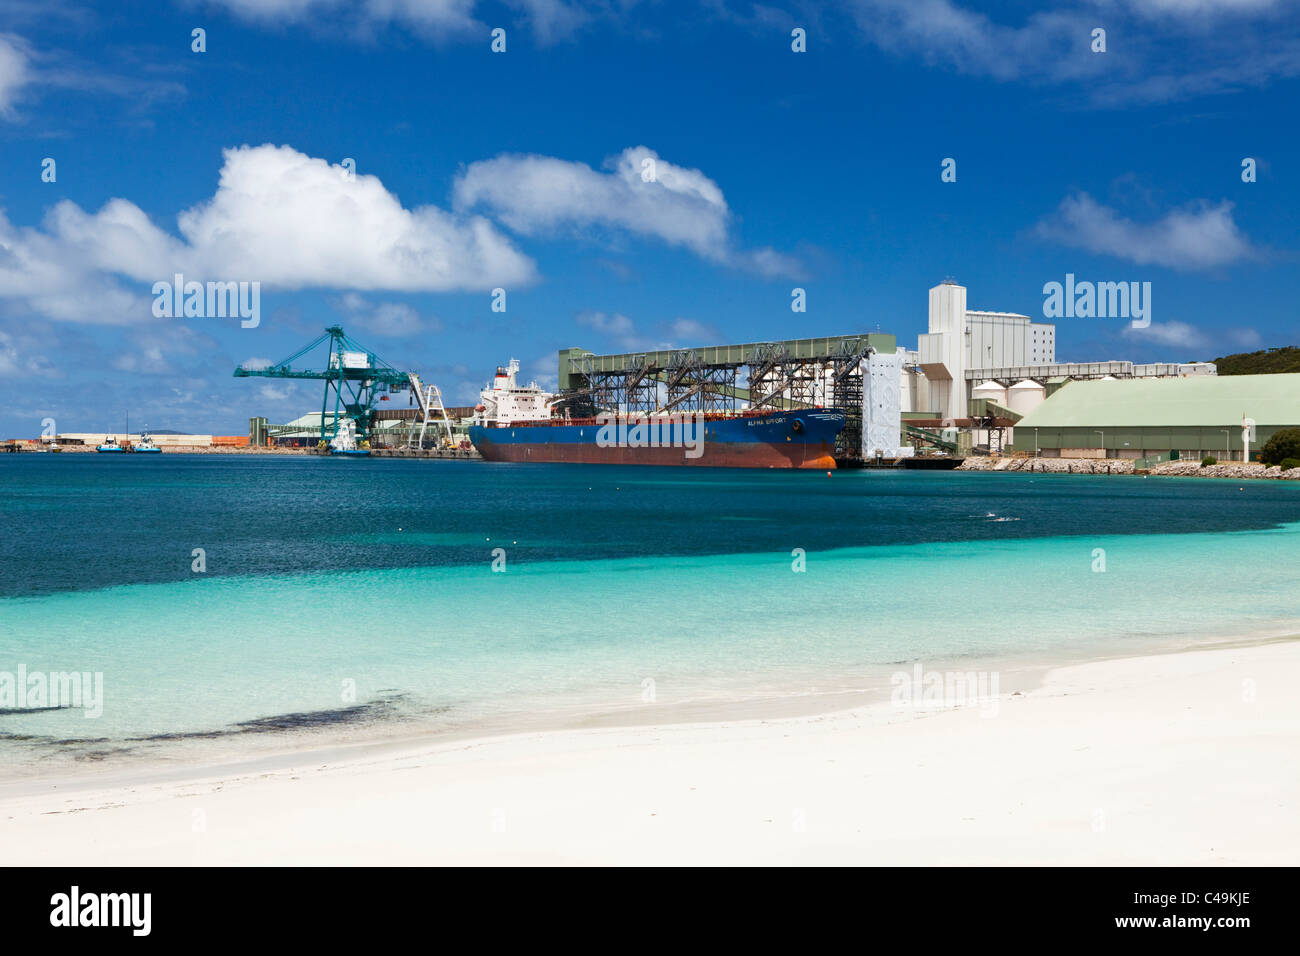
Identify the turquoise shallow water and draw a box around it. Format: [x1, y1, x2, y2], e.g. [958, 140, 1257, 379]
[1, 455, 1298, 772]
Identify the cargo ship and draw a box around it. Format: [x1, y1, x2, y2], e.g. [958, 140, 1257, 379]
[467, 359, 845, 469]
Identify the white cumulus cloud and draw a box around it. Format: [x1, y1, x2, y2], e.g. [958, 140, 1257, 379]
[174, 145, 534, 290]
[455, 146, 801, 277]
[844, 0, 1098, 83]
[0, 33, 31, 117]
[575, 311, 727, 352]
[1127, 0, 1283, 17]
[0, 144, 536, 326]
[332, 292, 434, 336]
[845, 0, 1300, 105]
[0, 210, 152, 325]
[1122, 320, 1210, 350]
[258, 382, 298, 402]
[576, 310, 641, 348]
[1036, 193, 1253, 270]
[666, 317, 720, 343]
[196, 0, 587, 44]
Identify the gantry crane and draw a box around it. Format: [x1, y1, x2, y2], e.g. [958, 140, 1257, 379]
[234, 326, 410, 445]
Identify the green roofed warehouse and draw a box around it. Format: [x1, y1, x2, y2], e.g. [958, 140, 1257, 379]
[1011, 373, 1300, 461]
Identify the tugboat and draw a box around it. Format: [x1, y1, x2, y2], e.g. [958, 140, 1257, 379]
[328, 419, 371, 456]
[100, 412, 130, 452]
[133, 426, 162, 454]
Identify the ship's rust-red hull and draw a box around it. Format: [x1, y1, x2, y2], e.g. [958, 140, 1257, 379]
[473, 439, 838, 469]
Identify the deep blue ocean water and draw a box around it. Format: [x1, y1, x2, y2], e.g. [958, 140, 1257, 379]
[2, 455, 1298, 772]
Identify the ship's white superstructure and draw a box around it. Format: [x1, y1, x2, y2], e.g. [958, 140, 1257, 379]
[474, 359, 553, 425]
[132, 426, 162, 453]
[329, 418, 361, 451]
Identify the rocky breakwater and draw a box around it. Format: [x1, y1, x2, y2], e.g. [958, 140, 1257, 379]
[958, 457, 1135, 475]
[959, 457, 1299, 480]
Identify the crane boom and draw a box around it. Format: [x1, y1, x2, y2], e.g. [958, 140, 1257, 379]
[234, 326, 410, 444]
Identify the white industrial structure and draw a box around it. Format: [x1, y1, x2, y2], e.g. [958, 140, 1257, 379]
[900, 281, 1216, 447]
[904, 280, 1057, 423]
[862, 349, 913, 460]
[1006, 379, 1046, 417]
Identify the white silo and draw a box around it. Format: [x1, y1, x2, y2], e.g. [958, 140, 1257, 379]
[971, 380, 1008, 407]
[1007, 378, 1046, 417]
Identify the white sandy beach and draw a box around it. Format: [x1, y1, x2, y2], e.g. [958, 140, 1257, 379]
[2, 640, 1296, 866]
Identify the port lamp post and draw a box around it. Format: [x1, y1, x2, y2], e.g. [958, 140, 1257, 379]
[1095, 429, 1105, 458]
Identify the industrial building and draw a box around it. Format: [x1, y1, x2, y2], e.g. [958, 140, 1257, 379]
[903, 280, 1058, 422]
[898, 280, 1217, 452]
[1010, 373, 1300, 460]
[50, 433, 248, 449]
[252, 410, 475, 448]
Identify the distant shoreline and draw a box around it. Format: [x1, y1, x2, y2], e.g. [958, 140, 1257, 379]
[6, 445, 314, 455]
[2, 445, 480, 459]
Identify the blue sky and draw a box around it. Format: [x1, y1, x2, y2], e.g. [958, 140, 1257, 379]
[1, 0, 1297, 435]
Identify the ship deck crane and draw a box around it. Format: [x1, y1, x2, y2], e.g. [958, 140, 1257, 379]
[234, 326, 410, 445]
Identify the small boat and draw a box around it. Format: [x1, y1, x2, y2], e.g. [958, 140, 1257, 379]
[99, 412, 134, 453]
[133, 427, 162, 454]
[328, 419, 370, 456]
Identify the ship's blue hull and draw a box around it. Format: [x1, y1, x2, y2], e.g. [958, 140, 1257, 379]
[469, 409, 845, 468]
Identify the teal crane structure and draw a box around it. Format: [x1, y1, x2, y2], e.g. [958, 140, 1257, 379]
[234, 326, 410, 444]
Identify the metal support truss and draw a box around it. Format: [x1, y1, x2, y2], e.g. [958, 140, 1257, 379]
[748, 354, 827, 410]
[585, 353, 660, 413]
[829, 341, 873, 461]
[658, 352, 739, 414]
